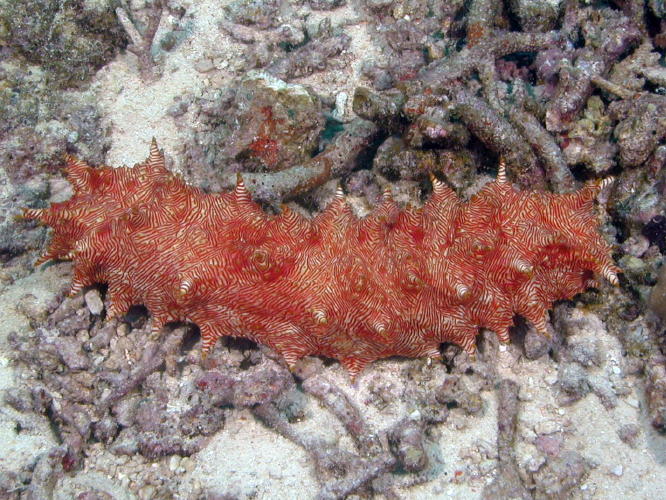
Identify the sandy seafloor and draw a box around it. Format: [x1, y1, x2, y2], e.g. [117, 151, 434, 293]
[1, 0, 666, 498]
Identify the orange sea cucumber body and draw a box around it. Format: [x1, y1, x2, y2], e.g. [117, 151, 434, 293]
[24, 141, 620, 378]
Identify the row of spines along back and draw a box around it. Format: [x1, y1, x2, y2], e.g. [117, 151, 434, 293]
[24, 146, 619, 304]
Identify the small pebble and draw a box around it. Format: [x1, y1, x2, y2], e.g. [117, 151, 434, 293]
[332, 91, 348, 122]
[524, 329, 550, 359]
[194, 59, 215, 73]
[0, 270, 13, 284]
[160, 31, 178, 51]
[518, 387, 534, 401]
[16, 293, 48, 323]
[138, 485, 155, 500]
[214, 58, 229, 69]
[535, 434, 563, 457]
[535, 420, 559, 435]
[84, 289, 104, 315]
[610, 465, 623, 477]
[409, 409, 421, 420]
[525, 454, 546, 472]
[617, 423, 641, 448]
[181, 457, 196, 473]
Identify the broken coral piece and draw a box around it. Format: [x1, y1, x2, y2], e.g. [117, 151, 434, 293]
[24, 140, 620, 379]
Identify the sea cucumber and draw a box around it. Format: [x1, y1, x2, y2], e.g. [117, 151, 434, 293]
[24, 141, 620, 378]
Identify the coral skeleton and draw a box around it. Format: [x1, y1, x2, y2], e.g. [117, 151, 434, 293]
[116, 0, 165, 80]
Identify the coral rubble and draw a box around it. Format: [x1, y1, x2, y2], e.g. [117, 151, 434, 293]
[5, 0, 666, 497]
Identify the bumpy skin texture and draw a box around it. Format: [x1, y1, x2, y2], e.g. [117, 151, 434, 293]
[24, 141, 620, 378]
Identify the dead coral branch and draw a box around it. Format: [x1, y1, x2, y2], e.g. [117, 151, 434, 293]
[116, 0, 165, 81]
[482, 379, 531, 500]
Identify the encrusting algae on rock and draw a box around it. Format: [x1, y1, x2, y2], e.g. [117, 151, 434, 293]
[24, 140, 620, 379]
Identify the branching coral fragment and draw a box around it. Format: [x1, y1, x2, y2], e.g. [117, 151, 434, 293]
[218, 118, 379, 203]
[451, 89, 545, 189]
[482, 379, 531, 500]
[116, 0, 165, 80]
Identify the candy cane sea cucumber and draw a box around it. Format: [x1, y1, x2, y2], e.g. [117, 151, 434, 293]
[24, 140, 620, 378]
